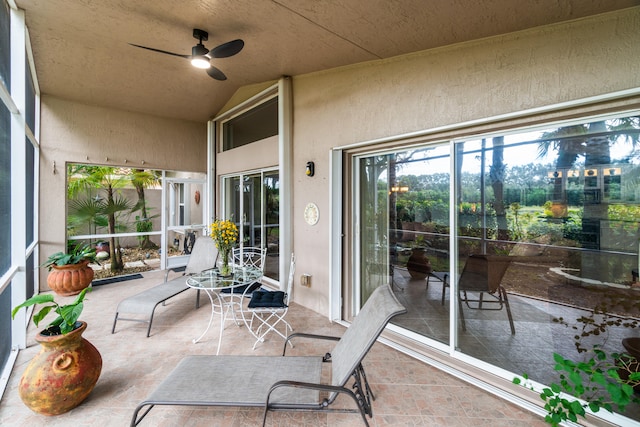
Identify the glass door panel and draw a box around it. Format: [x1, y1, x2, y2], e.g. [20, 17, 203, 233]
[264, 172, 280, 280]
[357, 145, 451, 344]
[243, 174, 262, 247]
[359, 155, 391, 302]
[453, 117, 640, 389]
[222, 170, 280, 282]
[223, 176, 241, 225]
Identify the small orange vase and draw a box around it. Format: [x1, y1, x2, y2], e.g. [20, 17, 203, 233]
[47, 260, 94, 296]
[19, 321, 102, 415]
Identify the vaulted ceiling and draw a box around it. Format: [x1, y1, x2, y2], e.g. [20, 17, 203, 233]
[14, 0, 639, 122]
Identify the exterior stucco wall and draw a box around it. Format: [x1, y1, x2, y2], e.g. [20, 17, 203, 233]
[216, 135, 279, 176]
[39, 96, 206, 289]
[289, 9, 640, 315]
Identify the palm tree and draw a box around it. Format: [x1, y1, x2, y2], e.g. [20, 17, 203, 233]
[130, 169, 160, 249]
[67, 165, 134, 272]
[490, 136, 508, 241]
[67, 196, 108, 237]
[537, 118, 640, 282]
[538, 124, 586, 217]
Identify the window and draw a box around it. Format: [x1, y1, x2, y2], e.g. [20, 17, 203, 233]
[0, 102, 9, 275]
[67, 165, 206, 278]
[0, 0, 9, 89]
[222, 97, 278, 151]
[25, 60, 35, 249]
[1, 0, 40, 400]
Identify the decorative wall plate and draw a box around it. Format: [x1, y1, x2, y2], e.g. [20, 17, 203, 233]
[304, 202, 319, 225]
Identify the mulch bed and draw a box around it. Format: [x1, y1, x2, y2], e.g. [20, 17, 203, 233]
[93, 247, 180, 280]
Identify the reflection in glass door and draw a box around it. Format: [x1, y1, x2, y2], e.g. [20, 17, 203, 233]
[356, 145, 451, 344]
[222, 170, 280, 281]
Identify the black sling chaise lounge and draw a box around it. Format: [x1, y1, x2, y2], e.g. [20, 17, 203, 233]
[130, 284, 406, 426]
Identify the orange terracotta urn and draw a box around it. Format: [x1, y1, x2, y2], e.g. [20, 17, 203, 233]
[19, 321, 102, 415]
[47, 260, 94, 296]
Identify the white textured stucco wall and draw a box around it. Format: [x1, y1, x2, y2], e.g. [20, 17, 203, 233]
[289, 8, 640, 315]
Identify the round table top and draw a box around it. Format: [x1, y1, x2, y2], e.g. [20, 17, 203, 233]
[186, 266, 263, 290]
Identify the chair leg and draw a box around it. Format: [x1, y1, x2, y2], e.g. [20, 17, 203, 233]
[499, 286, 516, 335]
[358, 363, 375, 402]
[146, 307, 158, 337]
[390, 264, 403, 293]
[458, 292, 467, 332]
[441, 274, 448, 306]
[228, 295, 244, 326]
[130, 403, 155, 427]
[112, 313, 119, 334]
[249, 310, 292, 349]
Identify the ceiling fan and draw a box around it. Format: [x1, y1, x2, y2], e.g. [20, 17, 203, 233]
[129, 28, 244, 81]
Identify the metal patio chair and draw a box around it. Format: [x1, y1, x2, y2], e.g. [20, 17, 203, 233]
[218, 246, 267, 324]
[241, 253, 295, 349]
[458, 254, 515, 335]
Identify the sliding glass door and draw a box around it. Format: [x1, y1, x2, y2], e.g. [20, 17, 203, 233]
[222, 169, 279, 281]
[351, 112, 640, 424]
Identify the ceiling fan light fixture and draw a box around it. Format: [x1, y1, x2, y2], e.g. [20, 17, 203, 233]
[130, 29, 242, 80]
[191, 56, 210, 69]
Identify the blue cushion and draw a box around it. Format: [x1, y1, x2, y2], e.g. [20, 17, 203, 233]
[221, 282, 261, 295]
[248, 290, 287, 308]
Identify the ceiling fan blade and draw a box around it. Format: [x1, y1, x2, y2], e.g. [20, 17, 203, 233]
[209, 39, 244, 58]
[129, 43, 190, 59]
[206, 66, 227, 81]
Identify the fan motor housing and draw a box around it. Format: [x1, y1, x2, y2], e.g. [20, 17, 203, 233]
[193, 28, 208, 41]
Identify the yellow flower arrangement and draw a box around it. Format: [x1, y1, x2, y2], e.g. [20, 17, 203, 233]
[210, 219, 238, 275]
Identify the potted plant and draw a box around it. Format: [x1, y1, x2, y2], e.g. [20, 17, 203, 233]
[11, 287, 102, 415]
[42, 242, 97, 296]
[406, 235, 432, 280]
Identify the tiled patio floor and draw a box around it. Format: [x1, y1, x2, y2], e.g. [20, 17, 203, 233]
[0, 269, 547, 426]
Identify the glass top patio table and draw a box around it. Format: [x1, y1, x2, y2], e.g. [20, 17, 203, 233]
[187, 267, 263, 290]
[186, 266, 263, 354]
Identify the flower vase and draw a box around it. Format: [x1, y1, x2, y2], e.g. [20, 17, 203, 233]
[218, 251, 231, 277]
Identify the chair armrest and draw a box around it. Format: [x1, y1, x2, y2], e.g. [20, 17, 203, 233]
[282, 332, 340, 356]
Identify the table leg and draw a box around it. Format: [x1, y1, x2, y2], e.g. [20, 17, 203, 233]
[192, 290, 225, 355]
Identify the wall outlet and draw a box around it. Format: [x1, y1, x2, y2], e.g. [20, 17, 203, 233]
[301, 274, 312, 287]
